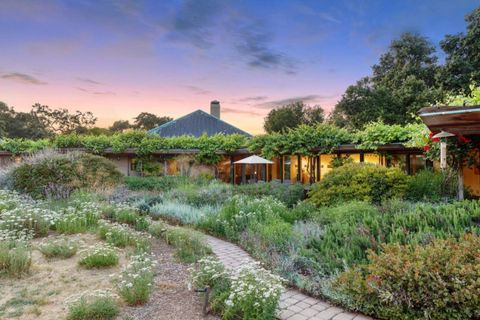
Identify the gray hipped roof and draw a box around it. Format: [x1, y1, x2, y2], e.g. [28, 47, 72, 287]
[148, 110, 251, 137]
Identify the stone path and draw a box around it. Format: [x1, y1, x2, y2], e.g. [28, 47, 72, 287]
[206, 235, 373, 320]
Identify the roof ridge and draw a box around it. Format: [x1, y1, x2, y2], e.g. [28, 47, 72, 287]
[148, 109, 252, 137]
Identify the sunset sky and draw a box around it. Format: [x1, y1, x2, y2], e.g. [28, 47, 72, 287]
[1, 0, 478, 134]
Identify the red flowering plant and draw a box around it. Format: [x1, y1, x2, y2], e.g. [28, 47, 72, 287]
[424, 131, 480, 170]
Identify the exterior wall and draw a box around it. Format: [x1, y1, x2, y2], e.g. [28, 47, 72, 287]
[464, 167, 480, 196]
[105, 155, 130, 176]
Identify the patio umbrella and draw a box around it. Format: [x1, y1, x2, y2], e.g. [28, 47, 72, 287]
[234, 155, 273, 183]
[234, 155, 273, 164]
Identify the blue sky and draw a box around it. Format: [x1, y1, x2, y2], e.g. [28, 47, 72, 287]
[0, 0, 478, 133]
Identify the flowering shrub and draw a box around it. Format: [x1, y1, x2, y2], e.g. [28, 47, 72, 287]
[165, 227, 211, 263]
[66, 289, 119, 320]
[0, 240, 31, 277]
[207, 196, 286, 240]
[38, 237, 78, 259]
[79, 245, 119, 268]
[55, 201, 101, 234]
[223, 262, 283, 320]
[115, 253, 156, 305]
[190, 257, 231, 312]
[0, 193, 59, 241]
[98, 221, 151, 253]
[334, 234, 480, 320]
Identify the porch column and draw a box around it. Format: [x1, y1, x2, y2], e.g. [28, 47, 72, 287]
[316, 156, 320, 182]
[263, 164, 267, 182]
[280, 157, 284, 183]
[360, 152, 365, 163]
[297, 155, 301, 183]
[406, 154, 411, 175]
[241, 164, 246, 184]
[230, 156, 235, 185]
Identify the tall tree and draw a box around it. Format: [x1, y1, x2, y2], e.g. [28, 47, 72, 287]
[109, 120, 132, 132]
[0, 102, 49, 139]
[333, 32, 441, 129]
[331, 78, 401, 129]
[440, 7, 480, 95]
[133, 112, 172, 130]
[32, 103, 97, 134]
[264, 102, 324, 133]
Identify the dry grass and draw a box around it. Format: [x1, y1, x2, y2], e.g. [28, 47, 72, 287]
[0, 233, 128, 320]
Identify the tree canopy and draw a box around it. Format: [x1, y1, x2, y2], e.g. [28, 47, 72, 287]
[133, 112, 172, 130]
[440, 7, 480, 95]
[332, 32, 442, 129]
[263, 102, 324, 133]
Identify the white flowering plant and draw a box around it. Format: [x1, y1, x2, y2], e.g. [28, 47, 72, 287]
[190, 257, 231, 313]
[0, 192, 59, 241]
[38, 237, 78, 259]
[114, 252, 156, 305]
[98, 220, 151, 253]
[78, 244, 119, 268]
[223, 262, 284, 320]
[55, 202, 101, 234]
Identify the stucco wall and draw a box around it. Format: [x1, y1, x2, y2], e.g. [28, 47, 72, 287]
[105, 155, 130, 176]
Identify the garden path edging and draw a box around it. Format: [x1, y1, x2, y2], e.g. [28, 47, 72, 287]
[206, 235, 374, 320]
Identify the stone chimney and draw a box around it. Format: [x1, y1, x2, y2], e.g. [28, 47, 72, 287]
[210, 100, 220, 119]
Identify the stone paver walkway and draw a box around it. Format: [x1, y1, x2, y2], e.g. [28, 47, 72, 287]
[206, 235, 373, 320]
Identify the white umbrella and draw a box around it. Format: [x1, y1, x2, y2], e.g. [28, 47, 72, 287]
[234, 155, 273, 164]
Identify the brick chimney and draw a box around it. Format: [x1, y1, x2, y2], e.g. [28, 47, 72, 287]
[210, 100, 220, 119]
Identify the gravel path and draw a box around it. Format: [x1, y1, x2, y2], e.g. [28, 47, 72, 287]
[122, 239, 219, 320]
[206, 235, 374, 320]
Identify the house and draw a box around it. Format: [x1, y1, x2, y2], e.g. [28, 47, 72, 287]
[148, 101, 251, 137]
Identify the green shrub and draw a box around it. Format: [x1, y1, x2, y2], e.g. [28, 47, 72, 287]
[55, 202, 100, 234]
[38, 238, 78, 259]
[280, 201, 319, 223]
[247, 219, 295, 253]
[205, 196, 286, 241]
[150, 200, 218, 225]
[9, 152, 122, 199]
[406, 169, 457, 202]
[116, 253, 155, 305]
[334, 234, 480, 320]
[167, 181, 232, 208]
[308, 200, 480, 274]
[165, 227, 211, 263]
[124, 176, 189, 191]
[66, 295, 119, 320]
[0, 241, 31, 277]
[148, 221, 168, 239]
[234, 181, 305, 207]
[308, 163, 409, 206]
[79, 245, 119, 269]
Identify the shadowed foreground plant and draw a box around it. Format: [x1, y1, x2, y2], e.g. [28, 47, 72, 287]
[0, 241, 31, 277]
[66, 292, 119, 320]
